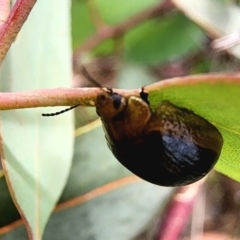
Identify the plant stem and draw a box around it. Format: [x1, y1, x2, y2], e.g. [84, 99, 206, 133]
[0, 0, 37, 65]
[0, 88, 138, 110]
[156, 179, 205, 240]
[0, 73, 240, 110]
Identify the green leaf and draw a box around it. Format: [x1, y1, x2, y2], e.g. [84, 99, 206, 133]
[0, 180, 172, 240]
[45, 181, 172, 240]
[125, 13, 204, 65]
[71, 0, 96, 48]
[146, 75, 240, 183]
[95, 0, 160, 24]
[0, 1, 73, 239]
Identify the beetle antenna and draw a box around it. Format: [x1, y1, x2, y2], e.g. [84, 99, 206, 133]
[80, 66, 103, 88]
[42, 104, 80, 117]
[81, 66, 114, 95]
[42, 66, 108, 117]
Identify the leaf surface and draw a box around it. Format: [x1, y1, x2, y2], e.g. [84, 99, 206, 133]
[0, 1, 73, 238]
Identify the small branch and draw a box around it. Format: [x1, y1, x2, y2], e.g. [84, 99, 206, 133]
[85, 0, 106, 30]
[0, 0, 10, 26]
[73, 0, 173, 61]
[212, 30, 240, 51]
[0, 0, 37, 65]
[156, 179, 205, 240]
[0, 73, 239, 111]
[0, 88, 138, 110]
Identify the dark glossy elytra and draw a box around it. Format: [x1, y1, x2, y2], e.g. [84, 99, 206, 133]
[96, 89, 223, 186]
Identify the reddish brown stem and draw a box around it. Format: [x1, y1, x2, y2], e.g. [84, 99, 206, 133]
[156, 179, 205, 240]
[0, 0, 37, 64]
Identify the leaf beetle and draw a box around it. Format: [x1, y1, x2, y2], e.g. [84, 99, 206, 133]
[95, 87, 223, 186]
[42, 68, 223, 187]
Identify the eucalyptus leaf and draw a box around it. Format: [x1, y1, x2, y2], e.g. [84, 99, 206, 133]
[125, 13, 204, 65]
[0, 1, 73, 238]
[46, 181, 172, 240]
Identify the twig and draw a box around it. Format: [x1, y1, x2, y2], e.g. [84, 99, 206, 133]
[212, 30, 240, 51]
[0, 87, 138, 110]
[0, 73, 240, 110]
[0, 0, 37, 64]
[156, 179, 205, 240]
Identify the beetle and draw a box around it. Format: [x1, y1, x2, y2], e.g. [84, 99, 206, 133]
[42, 69, 223, 186]
[95, 88, 223, 186]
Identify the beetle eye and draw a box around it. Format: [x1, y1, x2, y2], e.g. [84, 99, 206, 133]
[96, 91, 127, 121]
[112, 93, 122, 110]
